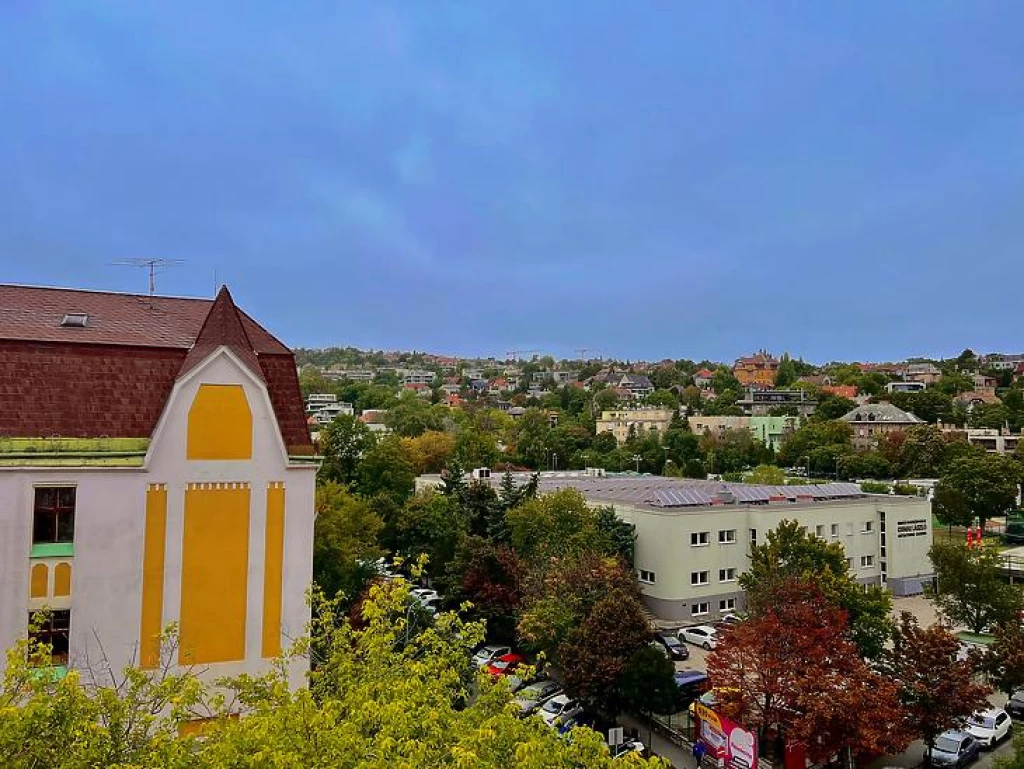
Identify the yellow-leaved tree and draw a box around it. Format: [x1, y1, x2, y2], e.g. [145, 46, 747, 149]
[1, 572, 666, 768]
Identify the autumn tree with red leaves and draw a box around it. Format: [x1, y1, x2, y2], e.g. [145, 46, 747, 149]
[707, 579, 912, 766]
[887, 612, 991, 765]
[442, 535, 523, 643]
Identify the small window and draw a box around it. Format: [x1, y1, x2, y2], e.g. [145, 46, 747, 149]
[33, 487, 76, 545]
[862, 521, 874, 533]
[691, 571, 709, 586]
[815, 525, 824, 538]
[638, 570, 656, 584]
[719, 598, 736, 611]
[719, 568, 737, 582]
[691, 532, 710, 547]
[692, 602, 710, 616]
[718, 529, 737, 544]
[60, 313, 88, 328]
[750, 529, 757, 545]
[830, 523, 839, 538]
[29, 610, 70, 666]
[860, 555, 874, 568]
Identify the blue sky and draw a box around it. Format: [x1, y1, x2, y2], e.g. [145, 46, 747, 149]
[2, 3, 1022, 363]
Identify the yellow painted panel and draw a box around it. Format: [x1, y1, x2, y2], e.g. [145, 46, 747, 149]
[140, 485, 168, 669]
[179, 485, 250, 664]
[261, 483, 285, 657]
[186, 384, 253, 460]
[53, 563, 72, 597]
[30, 563, 48, 598]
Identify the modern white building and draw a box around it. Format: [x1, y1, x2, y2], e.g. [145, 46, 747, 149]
[442, 472, 934, 623]
[0, 285, 317, 688]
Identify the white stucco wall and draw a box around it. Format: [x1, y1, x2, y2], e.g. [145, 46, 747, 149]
[612, 494, 932, 619]
[0, 346, 316, 690]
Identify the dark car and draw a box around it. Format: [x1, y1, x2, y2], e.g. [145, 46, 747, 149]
[1008, 690, 1024, 719]
[930, 730, 981, 769]
[653, 632, 690, 660]
[674, 669, 710, 710]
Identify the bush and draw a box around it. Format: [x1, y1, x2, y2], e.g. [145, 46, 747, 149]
[860, 481, 891, 494]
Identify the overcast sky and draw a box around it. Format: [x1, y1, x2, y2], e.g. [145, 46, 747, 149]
[2, 3, 1022, 362]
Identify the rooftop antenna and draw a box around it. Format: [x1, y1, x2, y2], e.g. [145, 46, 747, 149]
[111, 258, 185, 296]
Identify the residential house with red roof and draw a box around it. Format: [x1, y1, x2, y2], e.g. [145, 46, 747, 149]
[0, 284, 316, 690]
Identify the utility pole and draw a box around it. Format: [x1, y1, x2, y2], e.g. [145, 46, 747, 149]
[111, 258, 185, 296]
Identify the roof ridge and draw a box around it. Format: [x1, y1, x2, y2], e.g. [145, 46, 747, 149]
[0, 282, 213, 303]
[177, 286, 266, 382]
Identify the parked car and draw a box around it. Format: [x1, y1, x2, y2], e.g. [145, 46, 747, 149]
[486, 653, 527, 679]
[1006, 690, 1024, 719]
[674, 669, 710, 710]
[411, 587, 440, 603]
[472, 644, 512, 668]
[965, 708, 1012, 748]
[540, 694, 582, 727]
[678, 625, 719, 650]
[610, 740, 647, 759]
[720, 612, 743, 625]
[930, 730, 981, 768]
[514, 679, 562, 715]
[557, 709, 611, 736]
[652, 633, 689, 660]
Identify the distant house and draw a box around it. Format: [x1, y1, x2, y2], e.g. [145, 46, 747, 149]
[468, 379, 489, 393]
[359, 409, 390, 433]
[693, 368, 716, 389]
[821, 384, 858, 400]
[488, 377, 509, 395]
[904, 363, 941, 385]
[972, 374, 998, 395]
[733, 353, 779, 388]
[737, 388, 816, 417]
[403, 382, 432, 398]
[886, 381, 926, 394]
[954, 390, 1001, 411]
[840, 403, 924, 449]
[588, 370, 654, 398]
[689, 415, 799, 452]
[941, 426, 1019, 455]
[595, 408, 673, 445]
[984, 353, 1024, 371]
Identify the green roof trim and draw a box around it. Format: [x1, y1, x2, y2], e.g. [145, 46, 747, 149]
[0, 437, 149, 467]
[31, 542, 75, 558]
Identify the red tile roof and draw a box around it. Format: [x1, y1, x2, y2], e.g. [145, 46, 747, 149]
[822, 385, 859, 399]
[0, 284, 311, 454]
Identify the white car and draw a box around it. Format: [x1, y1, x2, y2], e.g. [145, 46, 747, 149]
[966, 707, 1012, 748]
[411, 588, 440, 603]
[539, 694, 581, 727]
[678, 625, 719, 650]
[472, 644, 511, 668]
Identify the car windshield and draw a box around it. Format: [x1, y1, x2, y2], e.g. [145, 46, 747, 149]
[542, 698, 565, 714]
[492, 660, 511, 671]
[935, 736, 961, 753]
[970, 716, 996, 729]
[662, 637, 681, 647]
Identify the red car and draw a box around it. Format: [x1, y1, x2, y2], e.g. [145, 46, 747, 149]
[486, 653, 527, 679]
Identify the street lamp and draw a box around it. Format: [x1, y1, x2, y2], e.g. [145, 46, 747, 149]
[552, 453, 558, 472]
[633, 453, 642, 473]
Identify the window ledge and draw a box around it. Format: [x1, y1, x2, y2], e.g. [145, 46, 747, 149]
[30, 543, 74, 558]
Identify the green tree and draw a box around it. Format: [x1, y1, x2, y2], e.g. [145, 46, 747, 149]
[775, 353, 799, 388]
[747, 464, 785, 485]
[443, 535, 523, 643]
[560, 588, 652, 716]
[934, 454, 1022, 531]
[394, 490, 467, 575]
[896, 424, 951, 478]
[778, 419, 854, 473]
[929, 541, 1024, 634]
[514, 409, 552, 468]
[594, 506, 636, 567]
[813, 392, 858, 421]
[741, 520, 893, 658]
[619, 644, 679, 737]
[837, 452, 892, 480]
[645, 389, 679, 410]
[313, 483, 384, 603]
[357, 435, 416, 504]
[318, 414, 372, 486]
[507, 489, 607, 562]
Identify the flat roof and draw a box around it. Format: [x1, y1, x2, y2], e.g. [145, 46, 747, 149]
[424, 471, 924, 512]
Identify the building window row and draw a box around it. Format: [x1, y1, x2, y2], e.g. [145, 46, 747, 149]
[29, 609, 70, 666]
[691, 529, 737, 547]
[691, 570, 709, 586]
[692, 602, 710, 616]
[719, 568, 737, 583]
[33, 487, 76, 545]
[719, 598, 736, 612]
[638, 570, 656, 584]
[815, 520, 876, 540]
